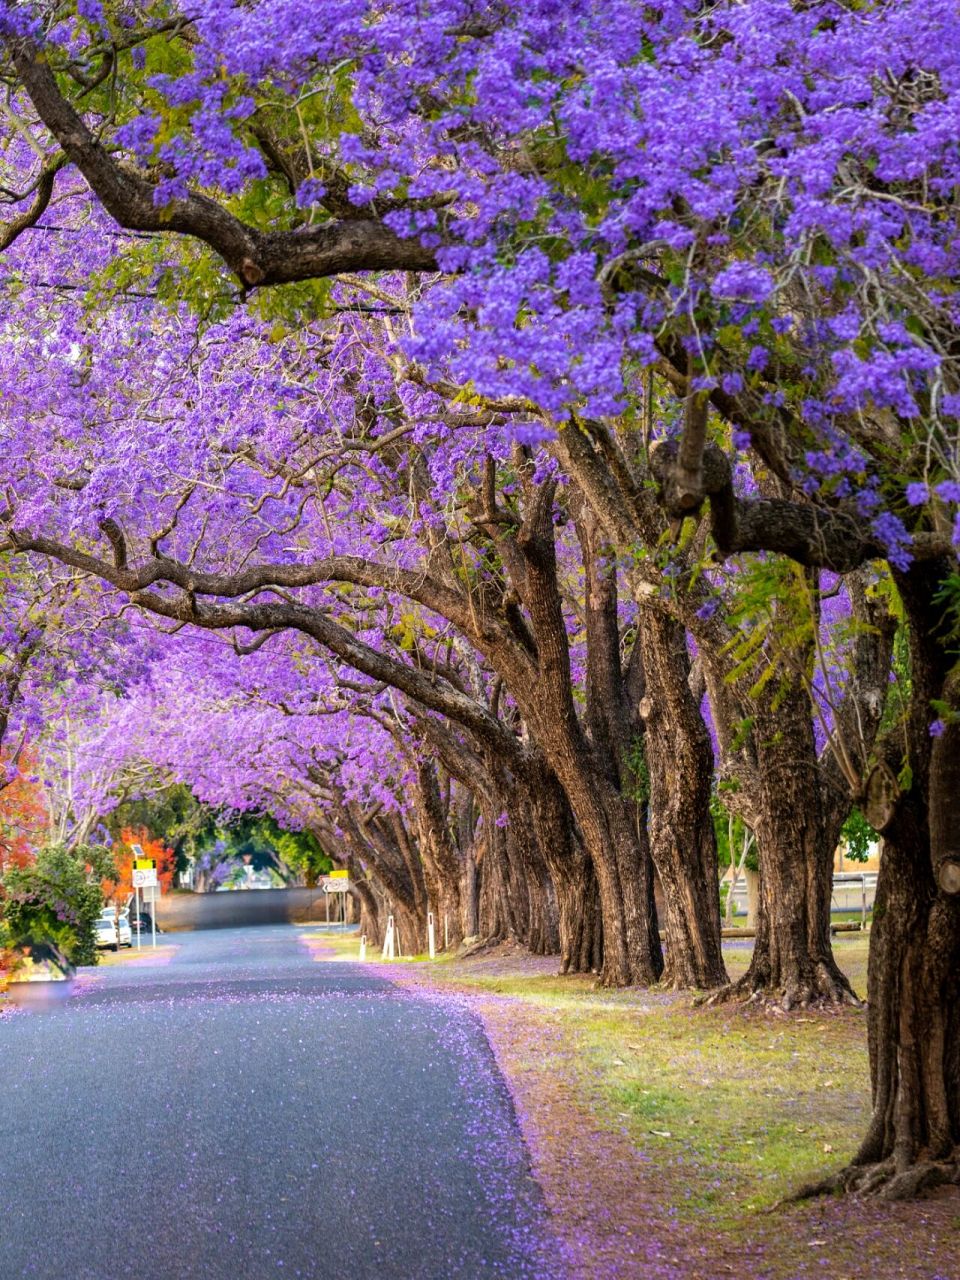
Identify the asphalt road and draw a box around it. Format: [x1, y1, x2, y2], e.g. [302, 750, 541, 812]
[0, 927, 563, 1280]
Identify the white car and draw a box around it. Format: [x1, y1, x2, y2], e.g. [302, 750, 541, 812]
[95, 912, 132, 950]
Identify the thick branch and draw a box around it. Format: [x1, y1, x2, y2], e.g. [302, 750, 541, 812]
[8, 38, 438, 286]
[650, 440, 884, 573]
[6, 531, 482, 637]
[0, 154, 65, 252]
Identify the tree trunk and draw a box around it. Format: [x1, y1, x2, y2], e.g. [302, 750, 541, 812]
[352, 877, 383, 947]
[816, 574, 960, 1198]
[461, 844, 478, 939]
[412, 761, 468, 951]
[517, 765, 598, 972]
[639, 611, 727, 989]
[518, 497, 661, 986]
[706, 660, 855, 1008]
[477, 805, 525, 943]
[553, 852, 602, 974]
[389, 899, 427, 957]
[845, 790, 959, 1195]
[726, 692, 856, 1009]
[557, 766, 662, 987]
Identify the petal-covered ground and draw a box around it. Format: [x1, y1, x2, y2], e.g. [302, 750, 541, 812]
[1, 926, 564, 1280]
[345, 935, 960, 1280]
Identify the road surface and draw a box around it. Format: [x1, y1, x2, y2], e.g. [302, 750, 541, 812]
[0, 927, 563, 1280]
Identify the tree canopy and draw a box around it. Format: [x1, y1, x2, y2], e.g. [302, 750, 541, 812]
[0, 0, 958, 1199]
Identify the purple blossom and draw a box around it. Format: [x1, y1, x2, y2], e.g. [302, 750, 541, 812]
[712, 262, 775, 304]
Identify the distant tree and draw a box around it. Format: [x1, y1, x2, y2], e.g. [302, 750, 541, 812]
[101, 828, 175, 909]
[0, 750, 47, 871]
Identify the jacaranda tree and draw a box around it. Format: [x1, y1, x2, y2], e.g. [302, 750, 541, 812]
[0, 0, 958, 1197]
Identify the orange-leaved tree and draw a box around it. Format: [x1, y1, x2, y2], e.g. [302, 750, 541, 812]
[101, 828, 176, 909]
[0, 752, 48, 873]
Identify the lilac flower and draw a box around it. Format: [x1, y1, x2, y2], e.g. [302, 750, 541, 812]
[712, 263, 774, 305]
[295, 179, 327, 209]
[871, 512, 913, 571]
[747, 346, 768, 371]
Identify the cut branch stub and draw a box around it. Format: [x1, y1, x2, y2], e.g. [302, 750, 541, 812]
[648, 438, 708, 519]
[863, 761, 901, 832]
[937, 858, 960, 895]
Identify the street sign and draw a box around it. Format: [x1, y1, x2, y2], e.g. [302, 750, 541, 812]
[133, 857, 156, 871]
[141, 884, 161, 903]
[329, 869, 349, 879]
[132, 867, 158, 888]
[321, 875, 350, 892]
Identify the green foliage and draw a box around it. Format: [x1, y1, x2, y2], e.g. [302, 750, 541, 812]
[839, 808, 876, 863]
[107, 784, 331, 886]
[932, 573, 960, 654]
[721, 559, 815, 703]
[622, 736, 650, 806]
[1, 844, 114, 966]
[269, 826, 331, 887]
[711, 791, 757, 872]
[108, 784, 219, 878]
[226, 811, 330, 884]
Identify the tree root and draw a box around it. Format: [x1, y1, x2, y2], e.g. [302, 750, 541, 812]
[457, 932, 509, 959]
[695, 960, 862, 1011]
[790, 1154, 960, 1203]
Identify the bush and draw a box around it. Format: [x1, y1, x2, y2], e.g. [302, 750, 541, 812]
[1, 844, 115, 967]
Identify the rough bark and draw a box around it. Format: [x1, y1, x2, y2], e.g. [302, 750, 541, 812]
[708, 671, 857, 1009]
[804, 570, 960, 1197]
[351, 869, 383, 947]
[638, 610, 728, 989]
[517, 495, 661, 986]
[525, 768, 600, 973]
[8, 38, 440, 288]
[412, 759, 466, 950]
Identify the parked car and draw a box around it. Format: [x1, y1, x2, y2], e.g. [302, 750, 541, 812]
[95, 912, 132, 950]
[128, 912, 162, 936]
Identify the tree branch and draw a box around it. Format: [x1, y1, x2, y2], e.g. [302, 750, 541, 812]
[7, 37, 439, 286]
[0, 153, 66, 252]
[649, 440, 885, 572]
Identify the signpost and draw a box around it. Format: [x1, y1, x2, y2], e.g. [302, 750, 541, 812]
[321, 871, 350, 926]
[131, 845, 158, 950]
[382, 914, 395, 960]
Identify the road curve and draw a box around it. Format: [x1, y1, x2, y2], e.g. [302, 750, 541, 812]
[0, 926, 564, 1280]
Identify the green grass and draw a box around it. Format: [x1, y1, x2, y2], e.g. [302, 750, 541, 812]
[572, 997, 868, 1220]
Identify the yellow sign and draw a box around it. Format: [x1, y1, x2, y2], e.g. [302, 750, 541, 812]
[133, 858, 157, 871]
[329, 869, 349, 879]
